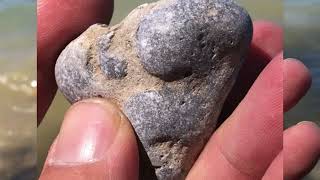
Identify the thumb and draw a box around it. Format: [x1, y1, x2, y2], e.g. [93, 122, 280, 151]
[39, 99, 139, 180]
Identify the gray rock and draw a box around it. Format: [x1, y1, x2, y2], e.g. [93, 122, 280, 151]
[55, 0, 253, 179]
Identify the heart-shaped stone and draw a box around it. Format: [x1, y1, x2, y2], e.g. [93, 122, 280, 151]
[55, 0, 252, 179]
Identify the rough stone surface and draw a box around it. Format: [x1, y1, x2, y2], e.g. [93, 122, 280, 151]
[55, 0, 253, 179]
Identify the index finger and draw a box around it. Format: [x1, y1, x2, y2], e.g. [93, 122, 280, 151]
[37, 0, 114, 124]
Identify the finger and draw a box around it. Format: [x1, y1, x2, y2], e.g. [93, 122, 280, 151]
[263, 122, 320, 180]
[37, 0, 114, 124]
[263, 59, 311, 180]
[188, 53, 283, 179]
[283, 121, 320, 180]
[261, 152, 283, 180]
[219, 21, 283, 121]
[250, 21, 283, 59]
[40, 99, 139, 180]
[284, 59, 312, 112]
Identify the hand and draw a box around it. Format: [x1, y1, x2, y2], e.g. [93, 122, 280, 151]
[38, 0, 320, 179]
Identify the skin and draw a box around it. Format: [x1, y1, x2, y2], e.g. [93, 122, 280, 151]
[38, 0, 320, 179]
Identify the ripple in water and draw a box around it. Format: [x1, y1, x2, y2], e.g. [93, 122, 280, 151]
[0, 72, 36, 180]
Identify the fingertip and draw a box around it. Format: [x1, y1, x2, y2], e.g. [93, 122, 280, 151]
[294, 121, 320, 153]
[294, 121, 320, 143]
[284, 121, 320, 179]
[40, 99, 139, 180]
[285, 58, 311, 78]
[284, 59, 312, 112]
[251, 20, 283, 60]
[284, 58, 312, 81]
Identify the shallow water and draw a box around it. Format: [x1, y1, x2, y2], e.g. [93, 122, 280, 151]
[0, 0, 36, 179]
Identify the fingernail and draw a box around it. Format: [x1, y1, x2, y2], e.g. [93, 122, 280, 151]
[297, 121, 320, 129]
[47, 99, 122, 165]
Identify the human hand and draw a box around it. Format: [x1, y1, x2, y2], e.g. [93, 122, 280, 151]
[38, 0, 320, 179]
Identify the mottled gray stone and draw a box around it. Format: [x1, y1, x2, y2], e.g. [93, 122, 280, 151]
[100, 54, 128, 79]
[55, 0, 253, 179]
[137, 0, 252, 81]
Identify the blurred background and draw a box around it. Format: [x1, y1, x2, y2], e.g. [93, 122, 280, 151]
[0, 0, 36, 179]
[36, 0, 319, 179]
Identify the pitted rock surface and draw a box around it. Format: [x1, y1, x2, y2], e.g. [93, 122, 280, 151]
[55, 0, 253, 179]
